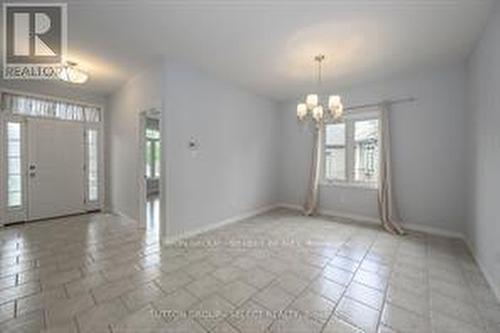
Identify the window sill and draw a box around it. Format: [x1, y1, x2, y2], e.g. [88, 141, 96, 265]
[320, 181, 378, 191]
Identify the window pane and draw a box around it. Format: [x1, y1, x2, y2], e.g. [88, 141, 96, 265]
[325, 123, 346, 181]
[85, 107, 101, 122]
[145, 141, 152, 178]
[354, 119, 379, 183]
[3, 93, 99, 122]
[87, 129, 99, 202]
[8, 140, 21, 157]
[146, 128, 160, 140]
[326, 123, 345, 146]
[7, 122, 22, 208]
[7, 123, 20, 140]
[8, 158, 21, 174]
[8, 192, 21, 208]
[89, 186, 98, 202]
[8, 175, 22, 192]
[154, 141, 161, 178]
[325, 147, 346, 181]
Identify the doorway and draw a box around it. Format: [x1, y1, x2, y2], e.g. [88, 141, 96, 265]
[2, 117, 102, 224]
[139, 110, 161, 233]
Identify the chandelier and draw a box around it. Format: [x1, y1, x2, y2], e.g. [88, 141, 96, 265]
[296, 55, 343, 123]
[58, 61, 89, 84]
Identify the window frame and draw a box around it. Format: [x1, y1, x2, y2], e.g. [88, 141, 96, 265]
[85, 127, 99, 204]
[1, 115, 28, 224]
[2, 92, 101, 123]
[84, 121, 104, 211]
[321, 109, 380, 189]
[323, 122, 347, 182]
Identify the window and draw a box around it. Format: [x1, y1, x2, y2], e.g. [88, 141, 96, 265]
[7, 122, 23, 208]
[325, 123, 346, 181]
[2, 93, 101, 122]
[86, 129, 99, 202]
[145, 125, 160, 179]
[354, 119, 379, 183]
[324, 111, 380, 187]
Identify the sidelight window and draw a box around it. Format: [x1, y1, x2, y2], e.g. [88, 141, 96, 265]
[7, 122, 23, 208]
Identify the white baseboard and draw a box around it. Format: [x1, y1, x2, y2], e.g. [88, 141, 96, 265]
[162, 204, 277, 245]
[463, 238, 500, 303]
[275, 203, 464, 239]
[113, 210, 139, 223]
[114, 203, 463, 240]
[278, 202, 380, 224]
[403, 221, 464, 239]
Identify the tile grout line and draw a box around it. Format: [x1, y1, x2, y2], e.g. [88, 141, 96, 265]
[373, 233, 402, 332]
[319, 232, 379, 333]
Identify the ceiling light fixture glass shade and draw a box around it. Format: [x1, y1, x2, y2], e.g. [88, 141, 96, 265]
[328, 95, 341, 110]
[306, 94, 318, 110]
[297, 103, 307, 120]
[58, 61, 89, 84]
[296, 55, 343, 124]
[312, 105, 324, 121]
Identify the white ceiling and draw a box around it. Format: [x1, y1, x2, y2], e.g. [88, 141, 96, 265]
[0, 0, 495, 101]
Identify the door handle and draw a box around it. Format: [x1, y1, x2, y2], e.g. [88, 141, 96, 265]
[29, 172, 36, 177]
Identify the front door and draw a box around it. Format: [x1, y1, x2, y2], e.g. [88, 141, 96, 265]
[27, 119, 85, 221]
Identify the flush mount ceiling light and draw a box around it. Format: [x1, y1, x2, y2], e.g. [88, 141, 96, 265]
[297, 55, 343, 123]
[58, 61, 89, 84]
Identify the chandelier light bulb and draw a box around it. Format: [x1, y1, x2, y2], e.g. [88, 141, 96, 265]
[312, 105, 324, 121]
[333, 104, 343, 119]
[328, 95, 341, 110]
[297, 103, 307, 120]
[306, 94, 318, 110]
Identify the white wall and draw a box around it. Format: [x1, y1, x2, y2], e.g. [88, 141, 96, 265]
[466, 4, 500, 298]
[107, 62, 164, 221]
[106, 61, 280, 238]
[162, 63, 279, 238]
[278, 64, 468, 234]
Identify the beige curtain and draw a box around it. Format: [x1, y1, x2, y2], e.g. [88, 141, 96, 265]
[304, 122, 323, 216]
[378, 102, 405, 235]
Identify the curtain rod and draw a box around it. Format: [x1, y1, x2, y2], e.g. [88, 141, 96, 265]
[344, 97, 416, 112]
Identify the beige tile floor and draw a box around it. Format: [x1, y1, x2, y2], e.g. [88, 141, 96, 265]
[1, 209, 499, 333]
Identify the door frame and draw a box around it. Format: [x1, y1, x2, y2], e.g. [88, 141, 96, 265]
[138, 109, 162, 233]
[0, 88, 105, 225]
[0, 111, 3, 225]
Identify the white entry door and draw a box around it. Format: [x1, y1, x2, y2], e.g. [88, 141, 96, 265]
[27, 119, 85, 221]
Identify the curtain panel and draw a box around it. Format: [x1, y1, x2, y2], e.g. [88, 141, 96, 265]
[378, 102, 405, 235]
[304, 122, 324, 216]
